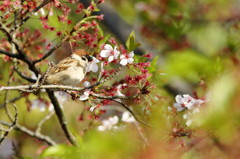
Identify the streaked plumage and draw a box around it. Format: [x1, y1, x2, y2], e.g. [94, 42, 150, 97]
[45, 49, 92, 86]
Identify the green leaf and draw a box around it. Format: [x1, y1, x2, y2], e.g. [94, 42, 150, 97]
[99, 34, 110, 45]
[148, 55, 159, 73]
[40, 145, 82, 159]
[126, 31, 141, 51]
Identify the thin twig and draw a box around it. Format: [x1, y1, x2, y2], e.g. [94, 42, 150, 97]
[100, 66, 122, 84]
[4, 70, 15, 122]
[133, 121, 149, 146]
[0, 95, 23, 109]
[0, 104, 18, 145]
[33, 15, 100, 64]
[0, 7, 16, 22]
[112, 99, 155, 128]
[36, 111, 55, 134]
[13, 60, 36, 83]
[91, 93, 139, 100]
[0, 121, 56, 146]
[10, 0, 51, 33]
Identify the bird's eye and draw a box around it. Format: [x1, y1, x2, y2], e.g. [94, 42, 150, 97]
[81, 56, 87, 61]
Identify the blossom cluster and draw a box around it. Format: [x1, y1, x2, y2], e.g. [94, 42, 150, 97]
[100, 44, 134, 65]
[173, 94, 205, 126]
[79, 43, 136, 101]
[98, 111, 135, 131]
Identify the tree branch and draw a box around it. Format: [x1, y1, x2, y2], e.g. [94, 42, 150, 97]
[46, 90, 77, 146]
[0, 49, 19, 58]
[9, 0, 51, 33]
[0, 121, 56, 146]
[32, 15, 99, 64]
[0, 83, 99, 92]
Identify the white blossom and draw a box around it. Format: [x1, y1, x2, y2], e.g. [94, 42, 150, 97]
[173, 94, 205, 127]
[186, 119, 193, 127]
[115, 84, 127, 97]
[120, 51, 134, 66]
[98, 116, 119, 131]
[174, 94, 204, 111]
[79, 81, 91, 101]
[34, 8, 46, 16]
[121, 111, 135, 123]
[31, 99, 47, 112]
[89, 106, 96, 112]
[100, 44, 120, 62]
[54, 91, 70, 104]
[86, 56, 100, 73]
[30, 71, 37, 80]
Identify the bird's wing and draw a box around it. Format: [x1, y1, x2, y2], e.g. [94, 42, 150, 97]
[48, 57, 76, 74]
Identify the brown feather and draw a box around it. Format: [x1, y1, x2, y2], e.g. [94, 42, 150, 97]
[73, 49, 89, 56]
[48, 57, 76, 74]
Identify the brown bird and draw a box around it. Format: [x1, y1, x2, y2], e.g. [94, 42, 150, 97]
[45, 49, 93, 86]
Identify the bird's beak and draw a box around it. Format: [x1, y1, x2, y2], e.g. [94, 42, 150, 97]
[85, 55, 93, 62]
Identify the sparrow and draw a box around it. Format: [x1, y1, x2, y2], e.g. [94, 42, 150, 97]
[45, 49, 93, 86]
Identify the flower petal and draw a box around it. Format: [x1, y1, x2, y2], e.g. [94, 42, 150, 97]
[113, 47, 120, 56]
[79, 94, 89, 101]
[128, 58, 134, 64]
[120, 54, 125, 59]
[174, 103, 184, 111]
[186, 119, 192, 126]
[100, 50, 110, 57]
[83, 81, 90, 87]
[129, 51, 134, 57]
[175, 95, 182, 104]
[91, 64, 99, 72]
[120, 59, 128, 65]
[93, 57, 100, 63]
[104, 44, 113, 50]
[108, 55, 114, 62]
[98, 125, 106, 131]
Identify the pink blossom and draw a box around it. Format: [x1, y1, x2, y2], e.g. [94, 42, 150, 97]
[173, 94, 205, 127]
[100, 44, 120, 62]
[174, 94, 204, 111]
[120, 51, 134, 66]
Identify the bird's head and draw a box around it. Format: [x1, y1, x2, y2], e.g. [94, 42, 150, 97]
[72, 49, 93, 63]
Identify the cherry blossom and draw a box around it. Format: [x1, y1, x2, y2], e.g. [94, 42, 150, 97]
[98, 116, 119, 131]
[121, 111, 135, 123]
[100, 44, 120, 62]
[183, 107, 201, 126]
[54, 91, 70, 104]
[174, 94, 204, 111]
[79, 81, 91, 101]
[116, 84, 127, 97]
[31, 99, 47, 112]
[120, 51, 134, 66]
[173, 94, 205, 126]
[86, 56, 100, 72]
